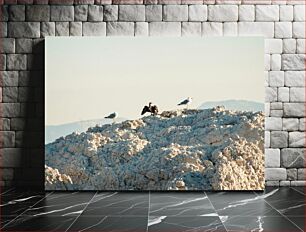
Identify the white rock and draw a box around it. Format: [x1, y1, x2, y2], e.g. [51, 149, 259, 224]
[163, 5, 188, 22]
[283, 118, 299, 131]
[203, 0, 215, 3]
[287, 0, 306, 5]
[182, 22, 201, 36]
[215, 0, 241, 3]
[45, 108, 265, 190]
[285, 71, 305, 86]
[149, 22, 181, 36]
[266, 181, 279, 187]
[88, 5, 103, 22]
[280, 181, 290, 186]
[265, 103, 270, 116]
[83, 22, 106, 36]
[41, 22, 55, 37]
[202, 22, 223, 36]
[296, 39, 305, 54]
[265, 87, 277, 102]
[242, 0, 271, 4]
[271, 102, 283, 110]
[70, 22, 82, 36]
[284, 103, 305, 117]
[299, 118, 305, 131]
[239, 5, 255, 21]
[281, 148, 305, 168]
[265, 131, 270, 148]
[265, 39, 282, 54]
[289, 132, 305, 147]
[45, 165, 73, 190]
[104, 5, 118, 22]
[282, 54, 305, 70]
[264, 71, 269, 87]
[270, 110, 283, 117]
[291, 181, 306, 186]
[119, 5, 145, 22]
[270, 131, 288, 148]
[283, 39, 296, 54]
[293, 22, 305, 38]
[294, 5, 305, 21]
[158, 0, 181, 3]
[265, 168, 287, 181]
[271, 54, 281, 71]
[189, 5, 207, 21]
[265, 117, 282, 131]
[280, 5, 293, 21]
[290, 87, 305, 102]
[275, 22, 292, 39]
[270, 0, 286, 4]
[265, 54, 270, 71]
[107, 22, 134, 36]
[269, 71, 284, 87]
[182, 0, 203, 4]
[255, 5, 279, 21]
[238, 22, 274, 38]
[265, 149, 280, 168]
[145, 5, 162, 22]
[223, 22, 237, 36]
[135, 22, 148, 36]
[55, 22, 69, 36]
[278, 87, 290, 102]
[208, 5, 238, 22]
[298, 168, 305, 180]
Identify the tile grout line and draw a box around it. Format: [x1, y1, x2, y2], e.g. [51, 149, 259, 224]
[290, 187, 306, 196]
[65, 191, 98, 232]
[2, 191, 54, 230]
[204, 191, 228, 232]
[146, 191, 150, 232]
[253, 190, 304, 232]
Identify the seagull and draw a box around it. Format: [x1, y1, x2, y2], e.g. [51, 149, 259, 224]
[178, 97, 193, 109]
[104, 112, 118, 124]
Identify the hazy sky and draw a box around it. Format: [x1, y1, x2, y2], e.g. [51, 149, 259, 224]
[46, 37, 264, 126]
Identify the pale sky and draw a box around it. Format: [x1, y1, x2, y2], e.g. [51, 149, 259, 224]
[45, 37, 264, 126]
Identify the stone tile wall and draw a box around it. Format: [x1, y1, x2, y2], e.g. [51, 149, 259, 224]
[0, 0, 305, 187]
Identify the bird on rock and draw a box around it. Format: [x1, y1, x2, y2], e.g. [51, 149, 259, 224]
[105, 112, 118, 124]
[178, 97, 193, 109]
[141, 102, 159, 116]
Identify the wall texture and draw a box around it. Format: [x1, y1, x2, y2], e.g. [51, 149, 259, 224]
[0, 0, 305, 188]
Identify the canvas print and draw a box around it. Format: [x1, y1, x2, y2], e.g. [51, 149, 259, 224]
[45, 37, 264, 191]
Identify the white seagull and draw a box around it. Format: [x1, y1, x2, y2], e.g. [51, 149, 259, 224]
[178, 97, 193, 109]
[104, 112, 118, 124]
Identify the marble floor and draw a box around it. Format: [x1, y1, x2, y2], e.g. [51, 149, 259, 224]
[0, 187, 305, 231]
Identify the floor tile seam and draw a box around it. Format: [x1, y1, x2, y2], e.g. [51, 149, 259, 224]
[290, 187, 306, 196]
[146, 191, 151, 232]
[264, 200, 304, 232]
[204, 191, 229, 232]
[64, 191, 98, 232]
[261, 195, 304, 232]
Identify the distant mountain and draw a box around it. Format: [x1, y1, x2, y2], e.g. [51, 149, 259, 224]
[199, 100, 264, 112]
[45, 118, 126, 144]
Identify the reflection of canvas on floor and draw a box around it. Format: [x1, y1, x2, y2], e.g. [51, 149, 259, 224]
[45, 37, 264, 190]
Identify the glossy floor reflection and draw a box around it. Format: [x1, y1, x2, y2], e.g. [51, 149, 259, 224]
[0, 187, 304, 231]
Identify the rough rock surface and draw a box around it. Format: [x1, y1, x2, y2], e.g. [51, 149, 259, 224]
[45, 165, 73, 190]
[45, 107, 265, 190]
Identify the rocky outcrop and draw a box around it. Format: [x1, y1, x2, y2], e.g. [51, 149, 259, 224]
[45, 107, 264, 190]
[45, 165, 74, 190]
